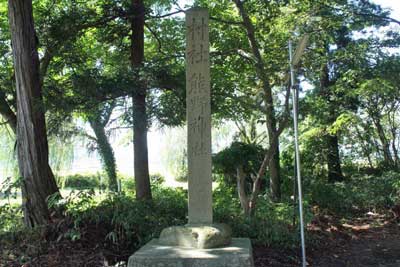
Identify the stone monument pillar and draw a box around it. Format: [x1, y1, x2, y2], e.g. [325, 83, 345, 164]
[128, 7, 254, 267]
[186, 7, 213, 225]
[156, 8, 231, 249]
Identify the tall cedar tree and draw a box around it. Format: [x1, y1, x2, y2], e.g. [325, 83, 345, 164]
[8, 0, 59, 227]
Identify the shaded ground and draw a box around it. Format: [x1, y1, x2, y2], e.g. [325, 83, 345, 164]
[0, 212, 399, 267]
[254, 212, 400, 267]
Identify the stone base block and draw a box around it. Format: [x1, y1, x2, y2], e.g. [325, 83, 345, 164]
[128, 238, 254, 267]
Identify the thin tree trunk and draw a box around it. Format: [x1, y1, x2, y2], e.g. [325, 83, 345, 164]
[234, 0, 282, 201]
[269, 139, 281, 200]
[8, 0, 59, 227]
[0, 91, 17, 132]
[389, 110, 399, 167]
[89, 117, 118, 192]
[236, 166, 250, 215]
[327, 134, 344, 182]
[131, 0, 151, 200]
[373, 116, 394, 167]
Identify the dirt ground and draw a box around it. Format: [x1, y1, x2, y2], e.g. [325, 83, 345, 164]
[254, 213, 400, 267]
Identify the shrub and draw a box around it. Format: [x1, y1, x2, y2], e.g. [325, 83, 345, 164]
[150, 173, 165, 185]
[308, 171, 400, 215]
[52, 180, 308, 250]
[119, 173, 166, 193]
[0, 203, 23, 235]
[119, 174, 135, 192]
[213, 142, 265, 188]
[0, 177, 23, 235]
[57, 183, 187, 250]
[213, 182, 312, 248]
[58, 173, 101, 189]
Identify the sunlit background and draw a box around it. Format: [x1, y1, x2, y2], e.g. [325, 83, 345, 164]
[0, 0, 398, 185]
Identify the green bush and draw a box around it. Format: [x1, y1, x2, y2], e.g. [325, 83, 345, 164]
[150, 173, 165, 185]
[58, 173, 101, 189]
[213, 182, 312, 248]
[119, 174, 135, 191]
[213, 142, 266, 191]
[119, 173, 166, 192]
[0, 203, 23, 234]
[62, 183, 187, 249]
[308, 171, 400, 215]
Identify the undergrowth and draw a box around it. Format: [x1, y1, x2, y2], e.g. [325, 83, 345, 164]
[1, 171, 399, 265]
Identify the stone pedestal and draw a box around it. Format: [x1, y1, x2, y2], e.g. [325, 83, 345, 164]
[158, 223, 232, 249]
[128, 238, 254, 267]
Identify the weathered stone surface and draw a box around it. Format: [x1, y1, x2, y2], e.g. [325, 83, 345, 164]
[128, 238, 254, 267]
[186, 7, 213, 225]
[158, 224, 232, 249]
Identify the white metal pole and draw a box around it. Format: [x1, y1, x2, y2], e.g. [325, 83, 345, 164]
[289, 40, 306, 267]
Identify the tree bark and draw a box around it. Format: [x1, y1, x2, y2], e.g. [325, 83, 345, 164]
[131, 0, 151, 200]
[390, 127, 399, 167]
[8, 0, 59, 227]
[89, 116, 118, 192]
[236, 166, 250, 215]
[327, 134, 344, 182]
[269, 140, 281, 200]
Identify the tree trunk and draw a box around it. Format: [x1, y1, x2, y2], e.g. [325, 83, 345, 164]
[89, 117, 118, 192]
[234, 0, 282, 201]
[391, 133, 399, 168]
[0, 90, 17, 132]
[373, 116, 394, 167]
[236, 166, 250, 215]
[266, 95, 281, 201]
[327, 134, 344, 182]
[388, 112, 400, 168]
[131, 0, 151, 200]
[269, 138, 281, 200]
[8, 0, 59, 227]
[320, 63, 344, 183]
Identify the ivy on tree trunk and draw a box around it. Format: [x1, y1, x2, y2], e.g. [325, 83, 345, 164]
[88, 113, 118, 192]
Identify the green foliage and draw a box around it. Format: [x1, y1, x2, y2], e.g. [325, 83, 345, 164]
[2, 170, 399, 252]
[213, 142, 265, 186]
[213, 182, 313, 247]
[119, 173, 166, 192]
[58, 184, 187, 248]
[57, 172, 166, 192]
[150, 173, 165, 185]
[58, 173, 102, 189]
[0, 204, 23, 235]
[309, 171, 400, 215]
[56, 181, 311, 248]
[0, 177, 23, 235]
[120, 174, 135, 191]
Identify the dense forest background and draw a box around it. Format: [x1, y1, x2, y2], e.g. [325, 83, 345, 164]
[0, 0, 399, 266]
